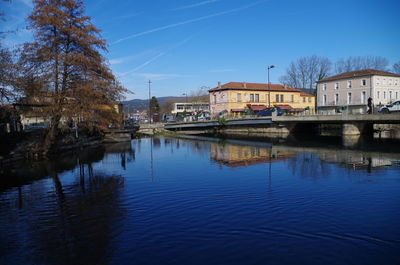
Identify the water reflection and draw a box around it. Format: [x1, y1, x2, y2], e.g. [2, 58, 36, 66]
[0, 144, 133, 265]
[1, 137, 399, 265]
[178, 135, 400, 177]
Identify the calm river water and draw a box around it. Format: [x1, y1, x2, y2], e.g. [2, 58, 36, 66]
[1, 135, 400, 265]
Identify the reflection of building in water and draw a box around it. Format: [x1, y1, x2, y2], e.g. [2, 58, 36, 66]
[319, 152, 393, 170]
[210, 142, 296, 167]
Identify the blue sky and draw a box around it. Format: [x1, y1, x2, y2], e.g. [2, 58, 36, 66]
[1, 0, 400, 99]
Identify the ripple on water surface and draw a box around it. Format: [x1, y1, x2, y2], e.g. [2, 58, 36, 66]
[1, 136, 400, 265]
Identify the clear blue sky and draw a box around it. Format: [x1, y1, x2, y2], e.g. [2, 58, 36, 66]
[1, 0, 400, 99]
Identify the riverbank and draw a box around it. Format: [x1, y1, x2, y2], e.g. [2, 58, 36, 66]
[0, 128, 104, 165]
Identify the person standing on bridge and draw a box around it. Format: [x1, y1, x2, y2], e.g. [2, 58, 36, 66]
[367, 97, 373, 114]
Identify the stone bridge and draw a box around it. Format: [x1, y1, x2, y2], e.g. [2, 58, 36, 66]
[163, 114, 400, 136]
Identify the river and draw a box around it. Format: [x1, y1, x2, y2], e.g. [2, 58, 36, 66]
[0, 135, 399, 265]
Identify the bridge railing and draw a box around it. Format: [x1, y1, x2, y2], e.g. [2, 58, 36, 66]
[164, 111, 391, 124]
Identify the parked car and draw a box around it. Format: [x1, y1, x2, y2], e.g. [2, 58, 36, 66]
[378, 101, 400, 114]
[197, 111, 211, 121]
[257, 107, 284, 117]
[24, 122, 48, 131]
[163, 115, 176, 122]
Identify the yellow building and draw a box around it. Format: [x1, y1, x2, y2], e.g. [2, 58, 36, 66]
[209, 82, 315, 116]
[210, 142, 296, 168]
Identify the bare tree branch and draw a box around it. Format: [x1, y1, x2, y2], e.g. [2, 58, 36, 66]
[279, 55, 332, 89]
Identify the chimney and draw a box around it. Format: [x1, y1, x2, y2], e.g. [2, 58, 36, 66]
[218, 81, 222, 88]
[243, 82, 247, 88]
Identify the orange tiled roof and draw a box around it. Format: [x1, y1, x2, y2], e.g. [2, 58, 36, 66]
[318, 69, 400, 82]
[300, 92, 314, 97]
[209, 82, 301, 92]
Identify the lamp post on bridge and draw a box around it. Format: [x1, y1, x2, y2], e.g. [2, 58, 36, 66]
[182, 93, 188, 111]
[267, 65, 275, 107]
[148, 80, 152, 124]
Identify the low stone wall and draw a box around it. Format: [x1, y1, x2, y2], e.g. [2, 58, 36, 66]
[137, 123, 166, 135]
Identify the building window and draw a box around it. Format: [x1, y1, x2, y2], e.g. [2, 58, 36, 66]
[280, 94, 284, 102]
[347, 80, 352, 88]
[383, 91, 386, 99]
[237, 93, 241, 102]
[377, 91, 380, 99]
[323, 95, 327, 105]
[308, 97, 311, 103]
[389, 91, 392, 101]
[362, 79, 366, 86]
[361, 91, 366, 104]
[323, 84, 327, 91]
[396, 92, 398, 99]
[335, 83, 339, 89]
[291, 95, 294, 102]
[213, 95, 217, 104]
[255, 94, 259, 103]
[276, 94, 280, 103]
[303, 97, 306, 103]
[348, 92, 352, 104]
[250, 94, 254, 102]
[335, 94, 339, 105]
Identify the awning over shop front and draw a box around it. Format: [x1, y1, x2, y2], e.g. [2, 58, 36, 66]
[231, 109, 245, 112]
[274, 104, 292, 110]
[248, 105, 266, 111]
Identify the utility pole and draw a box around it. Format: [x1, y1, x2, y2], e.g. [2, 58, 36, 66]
[267, 65, 275, 107]
[148, 80, 152, 124]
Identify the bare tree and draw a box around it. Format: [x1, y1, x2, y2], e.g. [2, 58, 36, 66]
[334, 56, 389, 74]
[279, 55, 332, 89]
[392, 61, 400, 74]
[188, 86, 209, 103]
[160, 99, 176, 114]
[0, 0, 15, 103]
[0, 46, 15, 102]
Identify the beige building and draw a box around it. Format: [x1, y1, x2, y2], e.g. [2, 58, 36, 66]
[317, 69, 400, 114]
[209, 82, 315, 116]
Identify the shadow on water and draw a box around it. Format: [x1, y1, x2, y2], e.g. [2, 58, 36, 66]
[0, 142, 135, 265]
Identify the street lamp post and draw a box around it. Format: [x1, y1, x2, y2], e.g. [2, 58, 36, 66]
[267, 65, 275, 107]
[148, 80, 152, 124]
[182, 93, 188, 110]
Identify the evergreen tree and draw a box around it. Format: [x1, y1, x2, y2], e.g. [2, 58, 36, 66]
[21, 0, 126, 151]
[149, 96, 160, 114]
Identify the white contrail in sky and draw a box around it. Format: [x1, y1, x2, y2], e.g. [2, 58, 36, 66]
[120, 52, 167, 76]
[119, 37, 192, 76]
[172, 0, 222, 11]
[112, 0, 268, 45]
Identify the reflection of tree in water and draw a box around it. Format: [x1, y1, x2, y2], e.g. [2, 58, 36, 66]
[152, 138, 161, 148]
[0, 149, 126, 265]
[161, 137, 211, 155]
[287, 153, 332, 179]
[102, 143, 136, 171]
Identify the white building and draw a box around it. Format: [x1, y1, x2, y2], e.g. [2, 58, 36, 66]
[171, 102, 209, 114]
[317, 69, 400, 114]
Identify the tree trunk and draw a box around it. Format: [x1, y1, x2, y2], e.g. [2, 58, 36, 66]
[44, 114, 61, 153]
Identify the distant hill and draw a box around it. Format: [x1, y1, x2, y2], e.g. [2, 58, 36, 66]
[122, 96, 184, 112]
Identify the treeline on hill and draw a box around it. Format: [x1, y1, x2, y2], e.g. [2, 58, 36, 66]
[124, 93, 209, 114]
[0, 0, 127, 153]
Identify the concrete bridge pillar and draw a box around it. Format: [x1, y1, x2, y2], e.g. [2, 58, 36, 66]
[342, 123, 373, 136]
